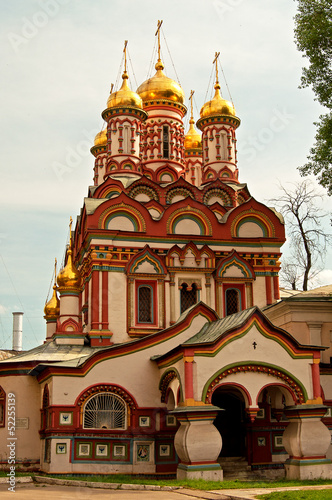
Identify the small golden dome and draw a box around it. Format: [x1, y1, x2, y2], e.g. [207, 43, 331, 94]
[200, 83, 236, 118]
[57, 248, 80, 290]
[137, 59, 185, 104]
[94, 129, 107, 146]
[184, 119, 202, 150]
[44, 285, 60, 319]
[107, 71, 143, 109]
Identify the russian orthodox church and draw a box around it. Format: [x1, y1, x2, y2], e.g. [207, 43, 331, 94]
[0, 30, 332, 481]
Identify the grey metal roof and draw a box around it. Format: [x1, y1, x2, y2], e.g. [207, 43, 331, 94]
[0, 340, 103, 364]
[183, 307, 257, 345]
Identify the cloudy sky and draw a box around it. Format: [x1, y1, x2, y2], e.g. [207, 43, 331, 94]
[1, 0, 331, 350]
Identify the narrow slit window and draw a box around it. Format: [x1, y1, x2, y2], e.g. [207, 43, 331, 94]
[163, 125, 169, 159]
[180, 283, 197, 314]
[226, 288, 240, 316]
[138, 285, 153, 323]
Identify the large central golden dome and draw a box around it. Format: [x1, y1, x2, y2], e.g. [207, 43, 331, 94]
[107, 71, 143, 109]
[200, 82, 236, 118]
[137, 60, 185, 104]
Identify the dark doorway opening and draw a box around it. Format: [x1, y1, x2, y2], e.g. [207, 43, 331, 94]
[212, 388, 246, 457]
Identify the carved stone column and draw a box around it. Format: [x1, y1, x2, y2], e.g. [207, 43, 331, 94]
[283, 405, 332, 480]
[172, 406, 223, 480]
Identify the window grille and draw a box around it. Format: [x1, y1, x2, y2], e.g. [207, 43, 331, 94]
[83, 393, 126, 430]
[180, 283, 197, 313]
[163, 125, 169, 159]
[138, 285, 152, 323]
[226, 288, 240, 316]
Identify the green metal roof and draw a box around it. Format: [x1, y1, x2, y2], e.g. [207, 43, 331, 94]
[183, 307, 257, 345]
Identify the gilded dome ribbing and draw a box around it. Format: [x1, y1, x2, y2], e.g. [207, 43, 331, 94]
[107, 71, 143, 109]
[57, 248, 80, 290]
[137, 59, 185, 104]
[94, 129, 107, 146]
[200, 82, 236, 118]
[184, 119, 202, 150]
[44, 285, 60, 319]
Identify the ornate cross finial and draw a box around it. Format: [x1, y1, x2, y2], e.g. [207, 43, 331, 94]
[123, 40, 128, 72]
[69, 217, 73, 246]
[54, 258, 57, 286]
[213, 51, 220, 85]
[189, 90, 195, 120]
[155, 20, 163, 60]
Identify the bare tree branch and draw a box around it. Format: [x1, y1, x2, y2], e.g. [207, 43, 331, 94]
[270, 180, 331, 291]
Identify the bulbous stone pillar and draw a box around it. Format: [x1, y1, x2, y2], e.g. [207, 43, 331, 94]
[283, 405, 332, 480]
[172, 406, 223, 480]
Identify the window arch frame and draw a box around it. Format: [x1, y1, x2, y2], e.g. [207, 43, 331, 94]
[83, 392, 127, 431]
[224, 284, 245, 316]
[180, 282, 198, 314]
[137, 284, 154, 324]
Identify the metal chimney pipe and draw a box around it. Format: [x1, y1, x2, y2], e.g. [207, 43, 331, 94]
[12, 312, 23, 351]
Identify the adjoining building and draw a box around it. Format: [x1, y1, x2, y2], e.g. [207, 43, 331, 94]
[0, 33, 331, 481]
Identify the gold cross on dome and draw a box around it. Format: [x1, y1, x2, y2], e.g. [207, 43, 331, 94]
[189, 90, 195, 119]
[213, 51, 220, 84]
[155, 20, 163, 60]
[123, 40, 128, 72]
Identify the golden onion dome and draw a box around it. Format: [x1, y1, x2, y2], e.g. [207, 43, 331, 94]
[200, 82, 236, 118]
[57, 248, 80, 290]
[44, 285, 60, 319]
[184, 119, 202, 150]
[107, 71, 143, 109]
[137, 59, 185, 104]
[94, 129, 107, 147]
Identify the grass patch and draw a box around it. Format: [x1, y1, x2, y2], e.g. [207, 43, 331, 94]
[33, 474, 332, 490]
[258, 490, 332, 499]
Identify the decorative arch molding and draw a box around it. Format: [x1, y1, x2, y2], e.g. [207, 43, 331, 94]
[166, 242, 215, 268]
[231, 209, 275, 238]
[237, 192, 249, 205]
[210, 381, 252, 407]
[216, 249, 255, 280]
[166, 187, 195, 205]
[76, 383, 137, 410]
[159, 368, 183, 404]
[203, 188, 232, 206]
[257, 383, 298, 406]
[56, 317, 82, 334]
[167, 207, 212, 236]
[106, 160, 120, 173]
[102, 187, 122, 199]
[128, 185, 159, 202]
[126, 245, 167, 275]
[99, 203, 146, 232]
[155, 165, 179, 184]
[119, 158, 136, 171]
[202, 362, 307, 405]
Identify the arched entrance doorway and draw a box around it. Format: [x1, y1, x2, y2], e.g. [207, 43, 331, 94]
[212, 387, 246, 457]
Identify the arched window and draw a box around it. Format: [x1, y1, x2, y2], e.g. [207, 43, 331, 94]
[138, 285, 153, 323]
[163, 125, 169, 159]
[0, 386, 5, 427]
[180, 283, 197, 314]
[226, 288, 240, 316]
[83, 393, 127, 430]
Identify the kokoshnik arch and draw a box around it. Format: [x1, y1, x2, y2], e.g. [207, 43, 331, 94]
[1, 26, 332, 481]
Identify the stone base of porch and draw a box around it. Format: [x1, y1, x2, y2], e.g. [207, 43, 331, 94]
[176, 462, 223, 481]
[285, 458, 332, 480]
